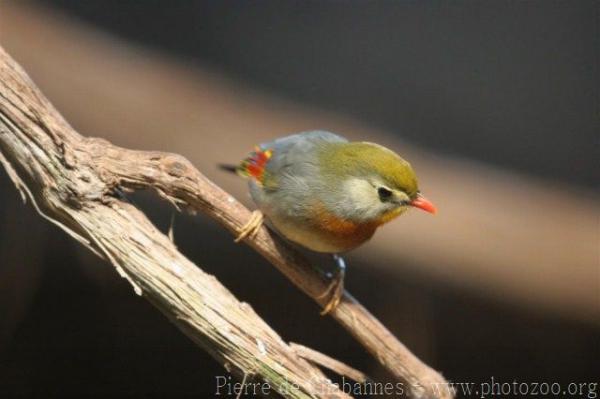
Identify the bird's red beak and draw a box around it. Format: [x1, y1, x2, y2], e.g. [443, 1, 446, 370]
[410, 194, 437, 214]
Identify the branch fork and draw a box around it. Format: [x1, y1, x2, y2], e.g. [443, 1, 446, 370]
[0, 44, 452, 399]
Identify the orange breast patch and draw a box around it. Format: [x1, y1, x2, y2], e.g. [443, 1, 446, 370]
[310, 201, 378, 239]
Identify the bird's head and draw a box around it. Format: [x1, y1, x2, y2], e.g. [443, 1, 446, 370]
[319, 142, 436, 224]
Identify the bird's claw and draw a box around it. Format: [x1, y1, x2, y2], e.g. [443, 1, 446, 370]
[235, 210, 264, 242]
[319, 255, 346, 315]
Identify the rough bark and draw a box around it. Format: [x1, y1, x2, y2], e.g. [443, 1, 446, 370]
[0, 45, 452, 399]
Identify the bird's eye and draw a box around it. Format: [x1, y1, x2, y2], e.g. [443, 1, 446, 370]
[377, 187, 393, 201]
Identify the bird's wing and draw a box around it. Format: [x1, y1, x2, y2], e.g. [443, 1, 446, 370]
[239, 131, 347, 189]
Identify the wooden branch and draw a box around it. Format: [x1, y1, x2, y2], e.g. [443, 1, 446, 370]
[4, 3, 598, 326]
[0, 46, 350, 399]
[290, 343, 369, 384]
[0, 44, 452, 398]
[90, 141, 453, 398]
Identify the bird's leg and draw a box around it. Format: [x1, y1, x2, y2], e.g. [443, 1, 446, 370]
[234, 210, 264, 242]
[318, 254, 346, 315]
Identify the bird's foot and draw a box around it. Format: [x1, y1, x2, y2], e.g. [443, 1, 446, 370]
[319, 255, 346, 315]
[234, 210, 264, 242]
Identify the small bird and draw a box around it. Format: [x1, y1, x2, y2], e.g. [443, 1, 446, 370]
[221, 131, 436, 314]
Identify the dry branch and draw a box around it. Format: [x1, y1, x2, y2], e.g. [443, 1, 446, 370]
[290, 343, 369, 384]
[0, 46, 348, 399]
[0, 44, 452, 399]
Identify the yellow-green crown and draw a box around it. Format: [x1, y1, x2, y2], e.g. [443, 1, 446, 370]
[319, 142, 419, 197]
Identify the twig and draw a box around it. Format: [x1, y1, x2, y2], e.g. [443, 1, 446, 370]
[0, 43, 452, 398]
[290, 343, 369, 384]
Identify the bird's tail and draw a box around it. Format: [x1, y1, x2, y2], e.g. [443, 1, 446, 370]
[218, 163, 239, 174]
[219, 147, 272, 182]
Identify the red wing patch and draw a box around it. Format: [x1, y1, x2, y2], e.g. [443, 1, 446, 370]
[238, 146, 273, 184]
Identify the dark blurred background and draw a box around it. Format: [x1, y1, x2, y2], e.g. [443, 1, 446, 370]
[0, 1, 598, 398]
[46, 0, 599, 187]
